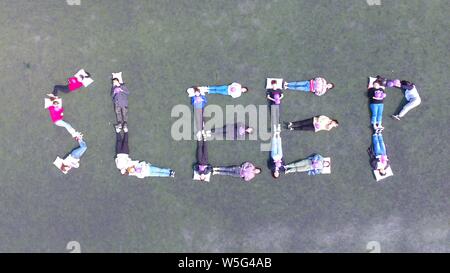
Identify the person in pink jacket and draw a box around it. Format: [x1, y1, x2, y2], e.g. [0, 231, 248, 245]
[46, 97, 81, 139]
[52, 71, 92, 96]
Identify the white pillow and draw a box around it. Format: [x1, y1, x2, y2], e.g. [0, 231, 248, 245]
[112, 72, 124, 84]
[266, 78, 284, 90]
[44, 96, 62, 109]
[321, 157, 331, 174]
[53, 157, 69, 174]
[75, 69, 94, 87]
[373, 166, 394, 181]
[368, 76, 377, 89]
[193, 170, 211, 182]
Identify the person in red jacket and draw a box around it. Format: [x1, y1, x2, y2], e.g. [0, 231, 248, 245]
[46, 97, 81, 139]
[52, 71, 91, 96]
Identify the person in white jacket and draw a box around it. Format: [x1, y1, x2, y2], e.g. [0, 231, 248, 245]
[391, 80, 421, 120]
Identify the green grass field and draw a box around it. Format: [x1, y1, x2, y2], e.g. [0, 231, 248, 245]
[0, 0, 448, 252]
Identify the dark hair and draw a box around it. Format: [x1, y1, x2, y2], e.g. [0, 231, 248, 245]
[400, 80, 414, 89]
[112, 78, 120, 83]
[271, 80, 277, 85]
[375, 76, 387, 86]
[328, 83, 335, 89]
[241, 86, 249, 92]
[332, 119, 339, 125]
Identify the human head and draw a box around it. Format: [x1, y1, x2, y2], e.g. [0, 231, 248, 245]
[193, 87, 200, 96]
[246, 127, 254, 134]
[60, 164, 69, 172]
[400, 80, 414, 90]
[241, 87, 249, 93]
[254, 168, 262, 174]
[273, 170, 280, 178]
[112, 78, 121, 87]
[200, 173, 206, 181]
[375, 76, 387, 86]
[52, 100, 60, 106]
[330, 119, 339, 128]
[327, 82, 335, 90]
[323, 160, 331, 168]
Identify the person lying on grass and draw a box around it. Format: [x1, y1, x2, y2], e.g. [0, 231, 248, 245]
[56, 135, 87, 174]
[368, 131, 390, 176]
[46, 95, 82, 139]
[285, 115, 339, 132]
[124, 161, 175, 178]
[270, 124, 285, 179]
[391, 80, 421, 121]
[205, 82, 249, 98]
[193, 138, 213, 182]
[284, 154, 329, 176]
[368, 76, 387, 130]
[111, 77, 130, 133]
[284, 77, 335, 96]
[212, 162, 261, 182]
[52, 70, 92, 96]
[203, 122, 254, 140]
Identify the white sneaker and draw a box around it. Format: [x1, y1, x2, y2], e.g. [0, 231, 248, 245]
[392, 115, 401, 121]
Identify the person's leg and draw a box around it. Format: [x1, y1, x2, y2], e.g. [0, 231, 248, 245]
[285, 159, 310, 174]
[372, 134, 382, 156]
[291, 118, 313, 128]
[197, 140, 208, 165]
[271, 105, 280, 125]
[377, 104, 384, 125]
[286, 81, 310, 91]
[52, 85, 70, 96]
[54, 120, 77, 137]
[293, 123, 315, 131]
[398, 98, 421, 118]
[148, 165, 172, 177]
[115, 104, 124, 124]
[377, 134, 386, 156]
[213, 166, 235, 176]
[121, 132, 129, 154]
[270, 135, 283, 160]
[370, 104, 378, 125]
[70, 140, 87, 159]
[116, 132, 123, 155]
[207, 85, 229, 95]
[194, 108, 204, 133]
[210, 125, 225, 140]
[122, 106, 128, 124]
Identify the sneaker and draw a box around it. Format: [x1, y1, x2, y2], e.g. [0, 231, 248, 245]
[196, 131, 203, 141]
[73, 132, 83, 142]
[115, 124, 122, 133]
[392, 115, 401, 121]
[122, 123, 128, 133]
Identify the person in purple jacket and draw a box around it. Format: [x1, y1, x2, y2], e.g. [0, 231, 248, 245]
[111, 78, 130, 133]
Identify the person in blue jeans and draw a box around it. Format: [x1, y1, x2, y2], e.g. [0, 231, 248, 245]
[125, 161, 175, 178]
[368, 132, 390, 176]
[58, 136, 88, 174]
[368, 79, 387, 130]
[191, 88, 208, 136]
[206, 82, 248, 98]
[270, 125, 285, 178]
